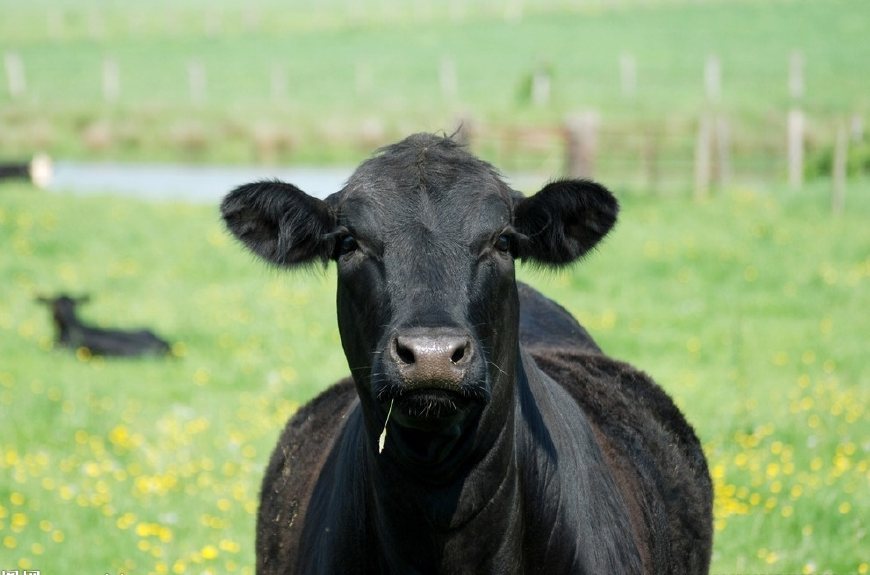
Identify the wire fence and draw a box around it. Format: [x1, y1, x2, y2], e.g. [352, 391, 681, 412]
[452, 111, 861, 209]
[1, 2, 867, 209]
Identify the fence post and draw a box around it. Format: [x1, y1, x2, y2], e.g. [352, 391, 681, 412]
[713, 116, 731, 188]
[188, 60, 206, 106]
[271, 65, 287, 104]
[564, 112, 599, 179]
[439, 57, 458, 102]
[704, 55, 721, 104]
[832, 122, 847, 215]
[102, 57, 120, 103]
[789, 51, 804, 100]
[787, 108, 804, 190]
[453, 114, 475, 147]
[531, 64, 551, 107]
[787, 51, 805, 190]
[701, 55, 727, 193]
[620, 53, 636, 99]
[849, 114, 864, 143]
[694, 115, 712, 199]
[4, 52, 26, 99]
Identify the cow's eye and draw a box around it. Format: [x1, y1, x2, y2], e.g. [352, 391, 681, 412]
[338, 234, 359, 256]
[494, 234, 512, 253]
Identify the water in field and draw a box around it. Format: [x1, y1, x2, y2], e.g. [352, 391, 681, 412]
[48, 161, 354, 201]
[46, 161, 546, 201]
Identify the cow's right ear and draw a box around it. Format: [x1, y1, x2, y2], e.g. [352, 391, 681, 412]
[221, 181, 336, 267]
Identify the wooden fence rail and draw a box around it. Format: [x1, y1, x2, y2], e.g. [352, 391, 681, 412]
[456, 113, 855, 213]
[1, 48, 862, 212]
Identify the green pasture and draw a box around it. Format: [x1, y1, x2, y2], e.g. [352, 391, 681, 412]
[0, 178, 867, 574]
[1, 0, 869, 165]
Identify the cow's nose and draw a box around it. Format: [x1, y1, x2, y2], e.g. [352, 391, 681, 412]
[391, 332, 473, 388]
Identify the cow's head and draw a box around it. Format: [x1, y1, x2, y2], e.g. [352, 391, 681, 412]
[36, 294, 89, 328]
[222, 134, 617, 469]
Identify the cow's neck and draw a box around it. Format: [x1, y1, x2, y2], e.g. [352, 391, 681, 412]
[55, 316, 76, 344]
[367, 355, 525, 571]
[512, 348, 648, 573]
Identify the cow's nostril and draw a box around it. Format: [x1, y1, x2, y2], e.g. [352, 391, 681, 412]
[450, 343, 468, 364]
[395, 337, 416, 365]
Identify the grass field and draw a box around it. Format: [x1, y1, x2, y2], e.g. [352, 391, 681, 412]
[0, 177, 866, 573]
[1, 0, 869, 166]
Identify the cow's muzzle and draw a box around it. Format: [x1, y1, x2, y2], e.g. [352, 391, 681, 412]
[389, 329, 473, 390]
[376, 327, 487, 430]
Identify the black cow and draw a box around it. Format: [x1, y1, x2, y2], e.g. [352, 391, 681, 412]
[221, 134, 712, 574]
[0, 154, 53, 188]
[37, 294, 171, 357]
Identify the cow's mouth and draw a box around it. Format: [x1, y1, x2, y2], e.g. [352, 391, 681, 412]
[375, 386, 484, 464]
[382, 389, 479, 463]
[392, 389, 473, 429]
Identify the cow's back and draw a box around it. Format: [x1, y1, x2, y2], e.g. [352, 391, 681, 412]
[517, 282, 601, 353]
[256, 379, 358, 574]
[529, 347, 713, 574]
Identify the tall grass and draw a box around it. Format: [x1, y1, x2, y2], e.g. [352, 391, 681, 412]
[0, 178, 866, 573]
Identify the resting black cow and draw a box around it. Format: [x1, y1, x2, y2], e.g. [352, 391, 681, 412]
[37, 294, 171, 357]
[222, 134, 712, 574]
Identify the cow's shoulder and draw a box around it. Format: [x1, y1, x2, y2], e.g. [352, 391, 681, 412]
[528, 347, 713, 573]
[536, 350, 700, 454]
[256, 378, 358, 575]
[517, 282, 601, 354]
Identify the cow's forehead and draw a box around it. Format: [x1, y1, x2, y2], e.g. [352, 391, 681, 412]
[335, 136, 513, 238]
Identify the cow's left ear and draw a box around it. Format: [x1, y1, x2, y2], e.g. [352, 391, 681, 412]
[221, 180, 336, 267]
[514, 179, 618, 266]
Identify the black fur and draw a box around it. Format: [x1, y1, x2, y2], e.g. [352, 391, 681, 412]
[221, 180, 336, 267]
[516, 282, 601, 354]
[514, 179, 619, 266]
[221, 133, 713, 574]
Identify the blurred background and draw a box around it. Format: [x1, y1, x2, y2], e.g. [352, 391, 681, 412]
[0, 1, 867, 574]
